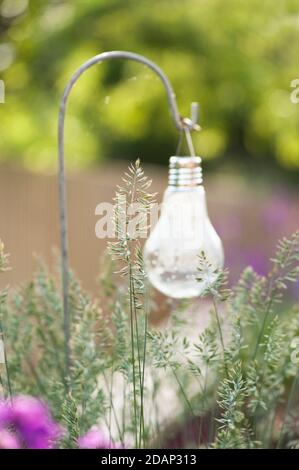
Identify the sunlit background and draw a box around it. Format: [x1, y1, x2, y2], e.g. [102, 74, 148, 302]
[0, 0, 298, 298]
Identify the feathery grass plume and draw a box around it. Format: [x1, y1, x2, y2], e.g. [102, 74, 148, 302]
[275, 306, 299, 448]
[196, 251, 230, 374]
[252, 232, 299, 358]
[222, 232, 298, 375]
[197, 251, 230, 302]
[224, 231, 299, 368]
[0, 241, 9, 273]
[214, 362, 254, 448]
[189, 327, 219, 375]
[259, 317, 285, 402]
[247, 317, 286, 444]
[108, 159, 156, 448]
[147, 315, 220, 431]
[0, 240, 12, 398]
[147, 330, 180, 371]
[283, 308, 299, 379]
[147, 327, 198, 423]
[108, 159, 156, 271]
[60, 394, 79, 448]
[230, 267, 267, 326]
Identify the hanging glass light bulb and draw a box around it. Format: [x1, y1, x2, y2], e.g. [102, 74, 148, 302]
[144, 152, 224, 299]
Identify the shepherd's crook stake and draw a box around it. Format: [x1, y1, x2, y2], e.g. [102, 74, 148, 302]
[58, 50, 199, 383]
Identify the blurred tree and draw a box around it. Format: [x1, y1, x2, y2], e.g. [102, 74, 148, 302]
[0, 0, 299, 178]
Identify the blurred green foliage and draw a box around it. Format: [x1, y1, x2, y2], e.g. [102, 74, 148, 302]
[0, 0, 299, 175]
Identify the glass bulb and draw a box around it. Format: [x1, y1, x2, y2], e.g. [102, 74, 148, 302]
[144, 156, 224, 299]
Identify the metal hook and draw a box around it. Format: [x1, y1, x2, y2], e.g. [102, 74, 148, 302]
[57, 51, 201, 379]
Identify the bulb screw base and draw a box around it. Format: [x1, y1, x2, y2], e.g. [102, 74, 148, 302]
[168, 156, 203, 187]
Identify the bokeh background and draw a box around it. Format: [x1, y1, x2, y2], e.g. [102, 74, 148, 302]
[0, 0, 298, 298]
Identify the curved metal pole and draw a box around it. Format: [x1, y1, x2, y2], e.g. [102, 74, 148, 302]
[58, 50, 199, 380]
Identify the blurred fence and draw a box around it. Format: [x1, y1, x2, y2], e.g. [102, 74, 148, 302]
[0, 162, 166, 292]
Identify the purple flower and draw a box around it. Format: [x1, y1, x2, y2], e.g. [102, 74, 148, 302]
[78, 429, 123, 449]
[0, 396, 62, 449]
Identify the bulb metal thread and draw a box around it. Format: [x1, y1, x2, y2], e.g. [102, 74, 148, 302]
[168, 156, 203, 187]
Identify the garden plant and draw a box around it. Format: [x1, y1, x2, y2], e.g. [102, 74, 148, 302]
[0, 161, 299, 449]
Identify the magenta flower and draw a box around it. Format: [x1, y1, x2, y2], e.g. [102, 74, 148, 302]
[78, 429, 123, 449]
[0, 396, 62, 449]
